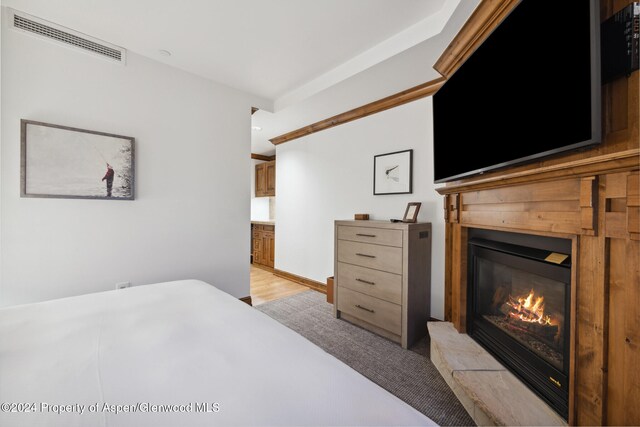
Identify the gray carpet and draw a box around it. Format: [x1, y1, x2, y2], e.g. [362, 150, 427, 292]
[256, 291, 475, 427]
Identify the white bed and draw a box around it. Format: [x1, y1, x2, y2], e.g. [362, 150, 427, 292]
[0, 280, 435, 426]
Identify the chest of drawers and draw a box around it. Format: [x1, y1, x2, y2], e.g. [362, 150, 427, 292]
[334, 220, 431, 349]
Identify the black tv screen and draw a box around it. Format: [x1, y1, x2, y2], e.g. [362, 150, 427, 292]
[433, 0, 601, 183]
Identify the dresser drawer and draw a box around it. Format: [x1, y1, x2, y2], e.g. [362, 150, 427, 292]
[337, 240, 402, 274]
[337, 287, 401, 335]
[337, 262, 401, 304]
[337, 225, 402, 247]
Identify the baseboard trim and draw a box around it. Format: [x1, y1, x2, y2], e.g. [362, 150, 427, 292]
[273, 269, 327, 294]
[252, 263, 275, 273]
[239, 296, 253, 306]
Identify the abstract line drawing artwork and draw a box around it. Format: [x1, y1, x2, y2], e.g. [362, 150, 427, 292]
[373, 149, 412, 195]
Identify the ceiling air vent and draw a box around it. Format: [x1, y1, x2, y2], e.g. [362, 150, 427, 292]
[8, 9, 126, 64]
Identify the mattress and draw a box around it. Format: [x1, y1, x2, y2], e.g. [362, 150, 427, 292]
[0, 280, 435, 426]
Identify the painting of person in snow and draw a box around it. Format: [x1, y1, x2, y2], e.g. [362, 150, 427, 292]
[102, 163, 115, 197]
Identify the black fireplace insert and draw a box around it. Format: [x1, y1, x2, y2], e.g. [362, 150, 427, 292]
[467, 230, 571, 419]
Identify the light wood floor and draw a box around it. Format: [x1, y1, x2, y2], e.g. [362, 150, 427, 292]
[250, 264, 309, 306]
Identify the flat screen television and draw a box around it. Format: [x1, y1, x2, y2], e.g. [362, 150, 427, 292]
[433, 0, 601, 183]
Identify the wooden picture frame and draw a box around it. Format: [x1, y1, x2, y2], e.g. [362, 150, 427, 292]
[403, 202, 421, 223]
[20, 119, 135, 200]
[373, 149, 413, 195]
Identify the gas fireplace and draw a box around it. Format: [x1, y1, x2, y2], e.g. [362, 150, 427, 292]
[467, 229, 571, 419]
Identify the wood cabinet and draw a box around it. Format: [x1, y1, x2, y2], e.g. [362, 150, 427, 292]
[255, 163, 266, 197]
[255, 161, 275, 197]
[265, 162, 276, 195]
[334, 220, 431, 349]
[262, 229, 275, 267]
[252, 223, 275, 268]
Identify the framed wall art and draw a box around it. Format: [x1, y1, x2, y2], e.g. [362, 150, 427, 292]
[20, 119, 135, 200]
[373, 149, 412, 195]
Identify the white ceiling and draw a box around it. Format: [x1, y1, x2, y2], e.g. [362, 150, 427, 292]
[1, 0, 449, 107]
[250, 0, 480, 155]
[1, 0, 479, 156]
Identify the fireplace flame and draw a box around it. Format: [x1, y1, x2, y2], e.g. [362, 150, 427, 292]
[507, 289, 553, 325]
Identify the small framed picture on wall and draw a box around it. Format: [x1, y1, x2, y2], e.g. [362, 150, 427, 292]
[373, 149, 412, 195]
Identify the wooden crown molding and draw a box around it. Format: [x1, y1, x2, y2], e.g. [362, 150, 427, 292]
[267, 0, 519, 147]
[251, 153, 275, 161]
[434, 0, 521, 78]
[269, 77, 445, 146]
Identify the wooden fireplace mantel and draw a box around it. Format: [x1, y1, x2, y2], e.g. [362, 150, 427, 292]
[436, 149, 640, 195]
[434, 1, 639, 425]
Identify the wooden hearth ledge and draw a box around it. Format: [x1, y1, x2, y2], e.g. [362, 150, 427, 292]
[429, 322, 567, 426]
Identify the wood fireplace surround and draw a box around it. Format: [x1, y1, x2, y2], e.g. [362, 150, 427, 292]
[434, 0, 639, 425]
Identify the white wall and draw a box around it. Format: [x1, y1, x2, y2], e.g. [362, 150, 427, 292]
[275, 98, 445, 319]
[1, 14, 255, 306]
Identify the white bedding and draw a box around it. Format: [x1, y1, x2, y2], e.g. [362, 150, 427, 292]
[0, 280, 435, 426]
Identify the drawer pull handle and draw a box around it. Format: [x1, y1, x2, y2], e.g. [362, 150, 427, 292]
[355, 304, 375, 313]
[356, 233, 377, 237]
[356, 278, 375, 285]
[356, 253, 376, 258]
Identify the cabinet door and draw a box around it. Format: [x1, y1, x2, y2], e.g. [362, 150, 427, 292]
[253, 231, 263, 264]
[265, 161, 276, 196]
[263, 231, 275, 268]
[255, 163, 266, 197]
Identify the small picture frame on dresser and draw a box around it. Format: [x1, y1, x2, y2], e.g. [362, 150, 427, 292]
[402, 202, 421, 223]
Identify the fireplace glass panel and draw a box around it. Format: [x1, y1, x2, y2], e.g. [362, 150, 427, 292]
[476, 258, 566, 370]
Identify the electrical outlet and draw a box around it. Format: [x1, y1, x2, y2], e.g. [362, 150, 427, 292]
[115, 282, 131, 290]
